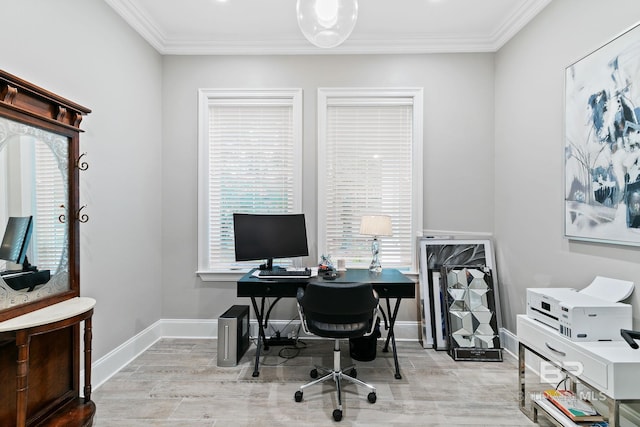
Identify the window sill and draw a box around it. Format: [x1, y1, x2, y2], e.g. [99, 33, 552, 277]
[403, 270, 419, 279]
[197, 270, 249, 282]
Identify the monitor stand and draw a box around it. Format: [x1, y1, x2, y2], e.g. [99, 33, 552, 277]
[259, 258, 285, 272]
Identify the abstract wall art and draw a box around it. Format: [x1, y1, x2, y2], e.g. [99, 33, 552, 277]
[565, 22, 640, 245]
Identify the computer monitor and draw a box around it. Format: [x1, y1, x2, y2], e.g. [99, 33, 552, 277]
[233, 213, 309, 271]
[0, 216, 34, 271]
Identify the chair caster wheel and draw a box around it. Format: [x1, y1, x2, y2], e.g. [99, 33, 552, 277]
[332, 409, 342, 421]
[294, 390, 303, 402]
[368, 392, 377, 403]
[310, 368, 318, 378]
[347, 368, 357, 378]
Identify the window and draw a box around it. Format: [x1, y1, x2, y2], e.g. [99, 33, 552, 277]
[197, 89, 302, 278]
[318, 88, 423, 272]
[0, 133, 66, 272]
[33, 138, 67, 271]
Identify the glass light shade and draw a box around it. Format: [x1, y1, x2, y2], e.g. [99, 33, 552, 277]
[296, 0, 358, 48]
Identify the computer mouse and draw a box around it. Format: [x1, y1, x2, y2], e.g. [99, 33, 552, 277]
[323, 271, 338, 280]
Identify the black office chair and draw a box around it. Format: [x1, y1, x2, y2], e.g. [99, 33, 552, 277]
[294, 282, 379, 422]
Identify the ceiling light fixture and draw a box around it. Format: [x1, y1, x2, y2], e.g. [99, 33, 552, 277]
[296, 0, 358, 49]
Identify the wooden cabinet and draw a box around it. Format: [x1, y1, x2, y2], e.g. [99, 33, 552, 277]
[0, 70, 94, 426]
[0, 297, 95, 426]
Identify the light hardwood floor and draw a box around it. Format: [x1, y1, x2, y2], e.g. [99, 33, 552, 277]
[92, 338, 543, 426]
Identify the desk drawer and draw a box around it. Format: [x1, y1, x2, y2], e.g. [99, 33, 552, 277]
[237, 281, 301, 298]
[518, 316, 608, 391]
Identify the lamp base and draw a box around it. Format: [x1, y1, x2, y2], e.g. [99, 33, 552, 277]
[369, 237, 382, 273]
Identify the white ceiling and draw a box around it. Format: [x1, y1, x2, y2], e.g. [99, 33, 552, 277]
[104, 0, 552, 55]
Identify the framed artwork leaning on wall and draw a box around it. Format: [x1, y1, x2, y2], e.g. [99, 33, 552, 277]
[440, 265, 502, 361]
[417, 237, 500, 350]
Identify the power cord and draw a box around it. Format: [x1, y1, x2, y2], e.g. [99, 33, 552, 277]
[254, 318, 306, 365]
[555, 374, 570, 390]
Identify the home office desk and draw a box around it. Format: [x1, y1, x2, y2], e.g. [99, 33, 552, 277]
[237, 268, 415, 379]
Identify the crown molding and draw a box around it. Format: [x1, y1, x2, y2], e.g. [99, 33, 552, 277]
[104, 0, 167, 53]
[160, 37, 500, 56]
[491, 0, 553, 50]
[105, 0, 552, 56]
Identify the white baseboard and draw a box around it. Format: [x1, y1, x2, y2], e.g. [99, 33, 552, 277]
[90, 320, 164, 390]
[160, 318, 218, 338]
[499, 326, 518, 359]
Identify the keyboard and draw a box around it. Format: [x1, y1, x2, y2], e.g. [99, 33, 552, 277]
[0, 269, 25, 277]
[258, 268, 311, 278]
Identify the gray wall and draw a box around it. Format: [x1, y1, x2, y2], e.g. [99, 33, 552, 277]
[495, 0, 640, 332]
[161, 54, 495, 322]
[0, 0, 163, 360]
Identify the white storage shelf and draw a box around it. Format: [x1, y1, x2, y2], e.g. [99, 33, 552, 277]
[517, 314, 640, 427]
[531, 397, 585, 427]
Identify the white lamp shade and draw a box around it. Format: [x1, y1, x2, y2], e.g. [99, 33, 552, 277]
[296, 0, 358, 48]
[359, 215, 392, 237]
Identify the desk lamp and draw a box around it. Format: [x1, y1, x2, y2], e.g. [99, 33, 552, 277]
[359, 215, 392, 273]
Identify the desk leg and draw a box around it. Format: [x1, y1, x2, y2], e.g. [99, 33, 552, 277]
[519, 342, 527, 414]
[608, 399, 620, 427]
[250, 297, 266, 377]
[382, 298, 403, 379]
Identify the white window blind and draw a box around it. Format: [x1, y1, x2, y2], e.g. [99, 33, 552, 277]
[198, 89, 302, 274]
[33, 140, 66, 271]
[318, 89, 423, 272]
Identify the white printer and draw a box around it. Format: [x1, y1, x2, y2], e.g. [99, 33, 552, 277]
[526, 277, 634, 342]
